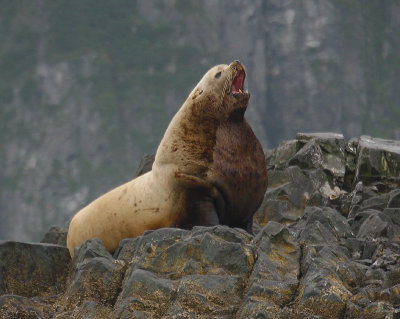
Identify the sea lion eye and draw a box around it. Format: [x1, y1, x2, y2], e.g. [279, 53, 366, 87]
[215, 71, 222, 78]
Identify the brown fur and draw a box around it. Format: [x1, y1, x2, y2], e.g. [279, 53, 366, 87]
[67, 61, 268, 257]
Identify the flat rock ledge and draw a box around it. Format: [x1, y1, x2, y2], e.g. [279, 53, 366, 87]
[2, 133, 400, 318]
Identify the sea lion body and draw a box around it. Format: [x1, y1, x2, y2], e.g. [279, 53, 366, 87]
[67, 61, 268, 257]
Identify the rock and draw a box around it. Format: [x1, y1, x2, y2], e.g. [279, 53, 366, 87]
[383, 208, 400, 226]
[0, 295, 46, 319]
[121, 226, 255, 281]
[291, 133, 346, 185]
[116, 268, 177, 317]
[388, 189, 400, 208]
[298, 244, 352, 318]
[55, 300, 114, 319]
[359, 193, 390, 211]
[254, 166, 316, 226]
[0, 241, 70, 297]
[265, 139, 300, 170]
[294, 206, 354, 244]
[133, 154, 155, 178]
[246, 222, 301, 308]
[268, 133, 347, 184]
[296, 132, 345, 143]
[114, 227, 190, 263]
[114, 225, 255, 318]
[41, 225, 68, 246]
[344, 137, 359, 190]
[354, 136, 400, 187]
[174, 274, 243, 316]
[355, 210, 400, 240]
[61, 239, 126, 309]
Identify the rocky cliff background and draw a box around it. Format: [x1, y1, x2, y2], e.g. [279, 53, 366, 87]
[1, 0, 400, 241]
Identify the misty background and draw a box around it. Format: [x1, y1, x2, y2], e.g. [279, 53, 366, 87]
[1, 0, 399, 241]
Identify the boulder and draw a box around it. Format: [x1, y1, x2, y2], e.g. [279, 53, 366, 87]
[41, 225, 68, 246]
[61, 239, 126, 309]
[354, 135, 400, 187]
[0, 241, 70, 297]
[133, 154, 155, 178]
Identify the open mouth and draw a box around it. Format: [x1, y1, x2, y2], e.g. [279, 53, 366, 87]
[231, 69, 246, 95]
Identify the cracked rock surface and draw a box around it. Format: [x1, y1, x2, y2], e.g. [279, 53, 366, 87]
[2, 133, 400, 318]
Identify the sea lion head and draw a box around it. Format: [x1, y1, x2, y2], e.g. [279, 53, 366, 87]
[156, 61, 252, 169]
[189, 60, 250, 121]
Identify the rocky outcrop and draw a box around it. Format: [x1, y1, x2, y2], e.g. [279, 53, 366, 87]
[2, 133, 400, 318]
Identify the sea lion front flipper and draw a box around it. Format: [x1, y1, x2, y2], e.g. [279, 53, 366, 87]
[174, 172, 226, 228]
[179, 197, 220, 229]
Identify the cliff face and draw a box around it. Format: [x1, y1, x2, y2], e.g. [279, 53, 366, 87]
[1, 1, 400, 241]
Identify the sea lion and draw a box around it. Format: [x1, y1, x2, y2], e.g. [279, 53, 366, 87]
[67, 60, 268, 257]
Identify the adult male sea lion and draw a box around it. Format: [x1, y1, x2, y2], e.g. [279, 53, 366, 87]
[67, 61, 268, 257]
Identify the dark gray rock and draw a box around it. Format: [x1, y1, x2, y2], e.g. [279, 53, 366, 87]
[247, 222, 301, 308]
[56, 299, 114, 319]
[296, 132, 345, 144]
[40, 225, 68, 246]
[174, 274, 243, 316]
[294, 206, 353, 244]
[292, 133, 346, 184]
[289, 139, 324, 170]
[72, 237, 114, 266]
[344, 137, 359, 190]
[266, 139, 300, 170]
[383, 208, 400, 226]
[236, 299, 277, 319]
[116, 268, 177, 317]
[0, 295, 46, 319]
[191, 225, 253, 244]
[359, 193, 390, 211]
[354, 136, 400, 187]
[61, 238, 126, 309]
[388, 189, 400, 208]
[113, 226, 256, 318]
[355, 210, 400, 240]
[133, 154, 155, 178]
[347, 182, 382, 218]
[0, 241, 70, 297]
[298, 244, 352, 318]
[114, 227, 190, 263]
[344, 300, 398, 319]
[127, 226, 255, 280]
[254, 166, 316, 226]
[344, 238, 378, 261]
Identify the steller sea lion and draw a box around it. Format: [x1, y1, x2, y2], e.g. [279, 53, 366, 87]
[67, 60, 268, 257]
